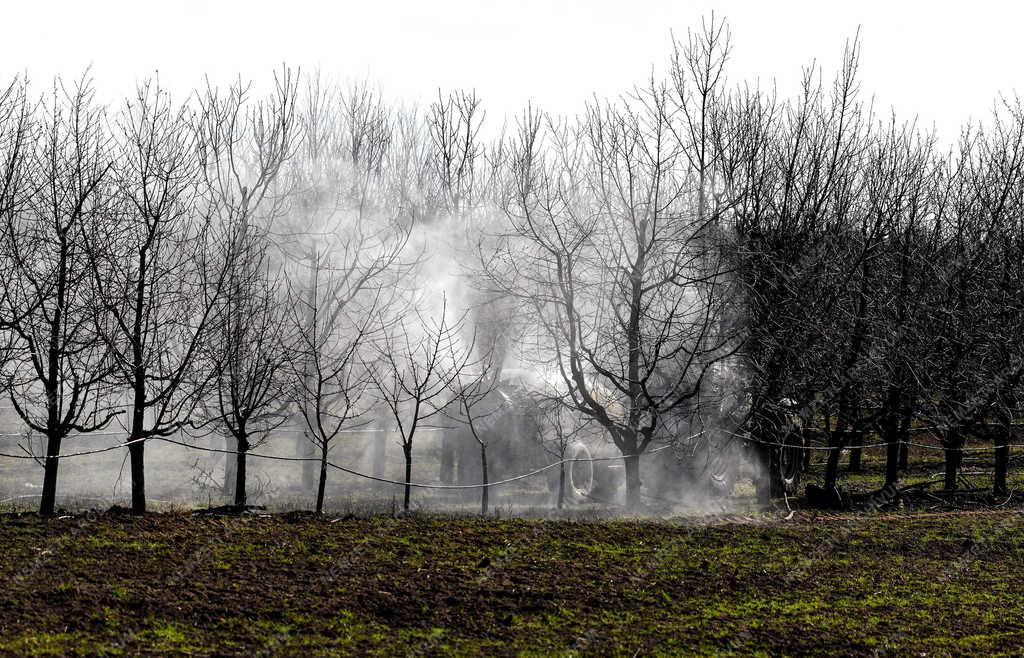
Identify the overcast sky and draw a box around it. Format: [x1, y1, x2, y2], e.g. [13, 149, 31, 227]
[2, 1, 1020, 141]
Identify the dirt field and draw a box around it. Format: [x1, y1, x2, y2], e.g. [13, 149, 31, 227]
[2, 509, 1023, 656]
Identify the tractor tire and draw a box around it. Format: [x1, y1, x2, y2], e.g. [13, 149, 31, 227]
[549, 441, 620, 504]
[776, 431, 804, 496]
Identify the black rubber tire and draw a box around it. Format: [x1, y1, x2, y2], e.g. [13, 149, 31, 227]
[547, 440, 621, 504]
[778, 431, 804, 495]
[565, 441, 595, 502]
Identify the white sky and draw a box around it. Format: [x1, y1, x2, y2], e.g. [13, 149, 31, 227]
[2, 1, 1021, 141]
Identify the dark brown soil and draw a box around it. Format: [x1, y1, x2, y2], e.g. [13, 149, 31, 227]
[2, 510, 1022, 656]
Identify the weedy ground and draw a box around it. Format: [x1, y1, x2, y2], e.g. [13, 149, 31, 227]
[2, 507, 1024, 657]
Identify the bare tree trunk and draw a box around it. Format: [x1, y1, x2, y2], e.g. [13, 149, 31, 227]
[234, 436, 249, 507]
[39, 433, 62, 516]
[623, 453, 641, 511]
[847, 428, 863, 473]
[403, 444, 413, 512]
[128, 248, 150, 515]
[129, 434, 146, 514]
[480, 444, 488, 515]
[301, 249, 319, 493]
[557, 462, 565, 510]
[315, 445, 329, 514]
[824, 400, 851, 491]
[943, 427, 962, 491]
[40, 374, 62, 517]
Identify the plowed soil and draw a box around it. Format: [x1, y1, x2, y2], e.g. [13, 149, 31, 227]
[2, 510, 1023, 656]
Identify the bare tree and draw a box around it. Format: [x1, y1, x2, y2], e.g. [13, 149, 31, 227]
[82, 73, 296, 513]
[444, 347, 500, 514]
[2, 75, 117, 516]
[201, 220, 291, 507]
[427, 89, 485, 218]
[370, 298, 474, 512]
[279, 75, 403, 493]
[916, 99, 1024, 491]
[190, 70, 299, 505]
[85, 78, 210, 514]
[286, 230, 404, 514]
[495, 80, 741, 510]
[723, 34, 872, 502]
[859, 117, 937, 487]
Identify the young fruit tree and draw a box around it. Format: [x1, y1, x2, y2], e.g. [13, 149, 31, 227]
[280, 76, 399, 493]
[370, 298, 475, 512]
[85, 78, 211, 514]
[192, 71, 299, 501]
[444, 347, 500, 515]
[201, 219, 291, 507]
[2, 76, 118, 516]
[286, 232, 406, 514]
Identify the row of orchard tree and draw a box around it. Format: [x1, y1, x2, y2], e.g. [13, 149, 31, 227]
[494, 20, 1024, 508]
[0, 70, 416, 516]
[2, 17, 1024, 516]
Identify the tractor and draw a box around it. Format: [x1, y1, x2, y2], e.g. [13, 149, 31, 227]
[437, 367, 808, 507]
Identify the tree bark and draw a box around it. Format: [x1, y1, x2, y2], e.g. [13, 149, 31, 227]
[234, 435, 249, 507]
[623, 452, 641, 511]
[943, 427, 962, 491]
[847, 434, 863, 473]
[129, 434, 146, 513]
[824, 401, 851, 492]
[129, 250, 149, 515]
[38, 433, 62, 516]
[479, 444, 488, 516]
[403, 444, 413, 512]
[39, 233, 65, 517]
[557, 462, 565, 510]
[315, 445, 329, 514]
[301, 249, 318, 493]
